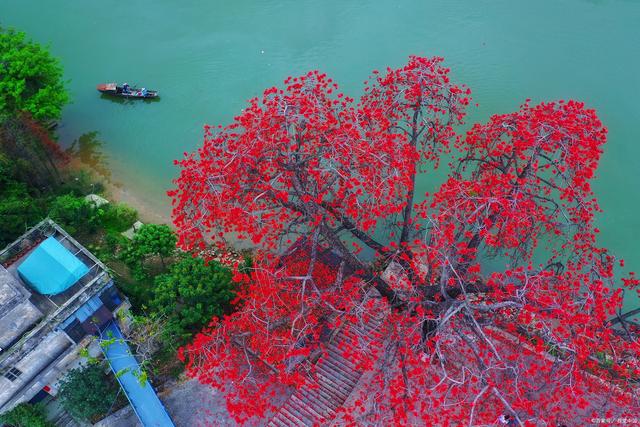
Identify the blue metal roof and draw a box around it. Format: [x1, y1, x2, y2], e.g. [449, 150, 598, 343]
[17, 236, 89, 295]
[59, 294, 104, 330]
[100, 322, 175, 427]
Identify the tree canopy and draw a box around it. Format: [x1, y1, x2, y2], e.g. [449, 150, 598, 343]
[121, 224, 176, 277]
[0, 402, 53, 427]
[57, 363, 118, 421]
[0, 113, 67, 194]
[0, 180, 44, 246]
[171, 56, 640, 425]
[0, 27, 68, 122]
[151, 255, 236, 342]
[48, 193, 95, 234]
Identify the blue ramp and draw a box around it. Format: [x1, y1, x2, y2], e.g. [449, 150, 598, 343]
[100, 322, 175, 427]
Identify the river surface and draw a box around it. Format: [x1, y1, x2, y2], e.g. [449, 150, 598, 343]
[2, 0, 640, 310]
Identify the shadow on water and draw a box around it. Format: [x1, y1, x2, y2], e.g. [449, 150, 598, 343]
[98, 93, 161, 104]
[67, 131, 112, 179]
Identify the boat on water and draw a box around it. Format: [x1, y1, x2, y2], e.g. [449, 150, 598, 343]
[96, 83, 159, 99]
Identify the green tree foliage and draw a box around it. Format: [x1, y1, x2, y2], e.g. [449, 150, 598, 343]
[121, 224, 176, 278]
[48, 193, 95, 234]
[100, 203, 137, 233]
[0, 27, 68, 122]
[57, 363, 117, 421]
[0, 181, 44, 246]
[151, 255, 236, 341]
[0, 115, 66, 191]
[56, 169, 104, 197]
[0, 402, 53, 427]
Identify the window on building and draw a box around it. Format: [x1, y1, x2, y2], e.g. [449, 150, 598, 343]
[3, 367, 22, 382]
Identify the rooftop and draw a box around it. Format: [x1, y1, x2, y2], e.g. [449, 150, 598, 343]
[0, 219, 111, 370]
[0, 267, 42, 350]
[17, 236, 90, 296]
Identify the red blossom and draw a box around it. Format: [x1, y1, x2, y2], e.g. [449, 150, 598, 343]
[171, 57, 640, 425]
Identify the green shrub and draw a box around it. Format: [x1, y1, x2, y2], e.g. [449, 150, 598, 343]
[101, 203, 137, 232]
[0, 402, 53, 427]
[151, 255, 236, 342]
[120, 224, 176, 278]
[48, 193, 95, 234]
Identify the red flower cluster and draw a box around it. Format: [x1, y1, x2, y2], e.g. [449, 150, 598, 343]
[171, 57, 640, 425]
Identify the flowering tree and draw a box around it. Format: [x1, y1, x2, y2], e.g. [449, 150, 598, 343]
[170, 57, 640, 425]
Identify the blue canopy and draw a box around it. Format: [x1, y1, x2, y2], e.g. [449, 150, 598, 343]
[17, 236, 89, 295]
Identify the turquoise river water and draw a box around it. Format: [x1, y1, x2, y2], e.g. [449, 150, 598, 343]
[1, 1, 639, 310]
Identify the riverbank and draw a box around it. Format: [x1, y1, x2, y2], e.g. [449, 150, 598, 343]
[66, 156, 172, 226]
[103, 179, 172, 226]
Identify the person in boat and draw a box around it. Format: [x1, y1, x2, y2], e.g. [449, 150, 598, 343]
[141, 87, 148, 97]
[122, 82, 130, 94]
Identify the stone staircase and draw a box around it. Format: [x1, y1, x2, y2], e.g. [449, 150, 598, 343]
[267, 302, 386, 427]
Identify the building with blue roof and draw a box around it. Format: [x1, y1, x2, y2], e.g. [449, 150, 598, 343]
[0, 220, 127, 414]
[0, 219, 175, 427]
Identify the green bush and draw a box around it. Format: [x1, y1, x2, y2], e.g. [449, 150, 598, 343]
[57, 363, 117, 421]
[48, 193, 95, 234]
[0, 402, 53, 427]
[100, 203, 137, 232]
[120, 224, 176, 279]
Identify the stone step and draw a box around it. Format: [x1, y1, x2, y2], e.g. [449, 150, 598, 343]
[315, 371, 351, 401]
[321, 356, 361, 383]
[325, 345, 358, 365]
[296, 388, 334, 418]
[290, 393, 324, 421]
[325, 348, 360, 372]
[268, 296, 388, 426]
[313, 373, 348, 404]
[285, 400, 316, 426]
[300, 383, 339, 412]
[317, 361, 357, 390]
[267, 415, 290, 427]
[280, 404, 311, 426]
[318, 361, 358, 389]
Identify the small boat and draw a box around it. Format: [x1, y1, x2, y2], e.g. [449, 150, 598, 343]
[96, 83, 159, 99]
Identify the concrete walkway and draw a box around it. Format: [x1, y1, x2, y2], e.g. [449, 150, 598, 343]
[95, 378, 235, 427]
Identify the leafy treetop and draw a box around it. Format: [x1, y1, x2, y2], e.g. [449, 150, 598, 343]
[0, 402, 53, 427]
[57, 363, 118, 422]
[0, 27, 68, 122]
[151, 255, 236, 342]
[121, 224, 177, 273]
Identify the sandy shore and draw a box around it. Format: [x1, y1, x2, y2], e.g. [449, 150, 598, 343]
[67, 157, 173, 226]
[103, 179, 173, 226]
